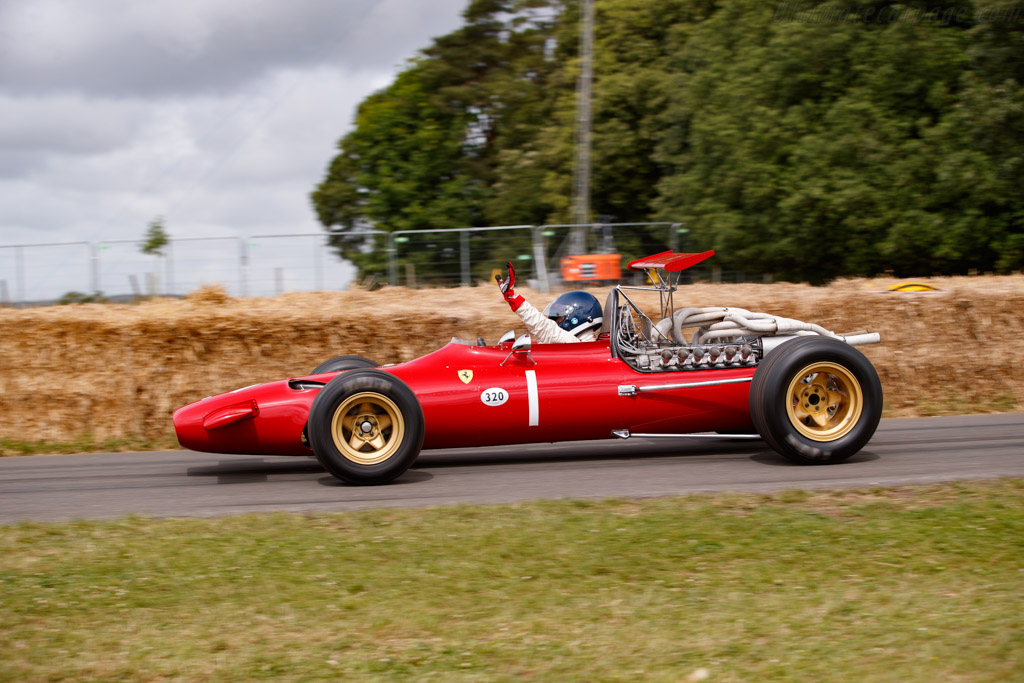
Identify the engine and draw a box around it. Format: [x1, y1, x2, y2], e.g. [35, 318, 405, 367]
[613, 300, 878, 374]
[625, 342, 759, 372]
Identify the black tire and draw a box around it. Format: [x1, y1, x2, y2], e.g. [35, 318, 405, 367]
[750, 337, 882, 464]
[310, 355, 379, 375]
[308, 369, 425, 485]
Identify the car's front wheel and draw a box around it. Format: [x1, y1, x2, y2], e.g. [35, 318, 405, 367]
[308, 370, 424, 485]
[750, 337, 882, 464]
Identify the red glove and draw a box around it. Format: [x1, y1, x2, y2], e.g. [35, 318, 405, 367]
[496, 261, 524, 312]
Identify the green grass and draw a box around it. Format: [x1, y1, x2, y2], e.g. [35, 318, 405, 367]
[0, 435, 177, 457]
[898, 393, 1020, 418]
[2, 480, 1023, 681]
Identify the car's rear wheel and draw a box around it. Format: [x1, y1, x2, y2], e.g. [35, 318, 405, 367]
[308, 370, 424, 485]
[750, 337, 882, 464]
[310, 355, 379, 374]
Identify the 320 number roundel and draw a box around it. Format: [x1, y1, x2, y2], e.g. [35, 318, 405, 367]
[481, 388, 509, 406]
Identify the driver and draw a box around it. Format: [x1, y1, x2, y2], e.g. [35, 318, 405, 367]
[497, 262, 603, 344]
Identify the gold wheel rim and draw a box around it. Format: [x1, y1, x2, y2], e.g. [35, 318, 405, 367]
[785, 362, 863, 442]
[330, 392, 405, 465]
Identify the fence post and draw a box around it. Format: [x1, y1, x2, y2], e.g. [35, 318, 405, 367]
[314, 234, 324, 291]
[90, 243, 100, 295]
[460, 229, 471, 286]
[531, 226, 550, 294]
[15, 245, 24, 306]
[239, 238, 249, 298]
[387, 232, 398, 286]
[165, 239, 174, 296]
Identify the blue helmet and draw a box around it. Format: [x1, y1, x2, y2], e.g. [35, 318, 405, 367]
[542, 291, 603, 337]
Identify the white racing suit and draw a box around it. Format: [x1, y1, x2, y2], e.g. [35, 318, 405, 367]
[515, 300, 597, 344]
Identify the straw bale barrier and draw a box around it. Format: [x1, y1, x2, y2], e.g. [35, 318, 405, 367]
[0, 277, 1021, 452]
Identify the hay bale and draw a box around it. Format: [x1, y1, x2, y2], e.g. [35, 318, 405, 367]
[0, 276, 1020, 449]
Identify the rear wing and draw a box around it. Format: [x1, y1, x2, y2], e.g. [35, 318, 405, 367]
[613, 250, 715, 339]
[627, 250, 714, 273]
[625, 249, 714, 290]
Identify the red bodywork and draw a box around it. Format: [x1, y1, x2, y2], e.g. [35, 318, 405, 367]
[173, 338, 756, 457]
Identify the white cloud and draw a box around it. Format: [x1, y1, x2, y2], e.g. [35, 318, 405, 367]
[0, 94, 150, 160]
[0, 0, 468, 299]
[0, 0, 466, 96]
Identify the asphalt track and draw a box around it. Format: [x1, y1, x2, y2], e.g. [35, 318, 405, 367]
[1, 413, 1022, 523]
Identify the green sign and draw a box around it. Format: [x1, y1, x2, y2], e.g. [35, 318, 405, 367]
[395, 236, 410, 243]
[516, 254, 532, 261]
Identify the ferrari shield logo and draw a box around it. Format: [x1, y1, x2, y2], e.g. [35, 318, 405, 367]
[457, 369, 473, 384]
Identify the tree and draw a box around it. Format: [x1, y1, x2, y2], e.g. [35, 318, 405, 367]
[313, 0, 1024, 283]
[653, 0, 985, 281]
[141, 217, 169, 257]
[313, 1, 571, 282]
[58, 291, 106, 305]
[139, 216, 170, 297]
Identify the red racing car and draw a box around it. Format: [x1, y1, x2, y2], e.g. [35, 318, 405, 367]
[173, 250, 883, 484]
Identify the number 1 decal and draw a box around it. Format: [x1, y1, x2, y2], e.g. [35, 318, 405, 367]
[525, 370, 538, 426]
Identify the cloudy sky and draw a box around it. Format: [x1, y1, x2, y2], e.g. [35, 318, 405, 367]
[0, 0, 468, 299]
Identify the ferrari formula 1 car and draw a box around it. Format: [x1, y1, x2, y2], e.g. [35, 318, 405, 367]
[173, 250, 883, 485]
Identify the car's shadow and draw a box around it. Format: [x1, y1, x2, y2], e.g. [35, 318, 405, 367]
[749, 450, 880, 466]
[187, 458, 324, 484]
[411, 437, 769, 468]
[186, 457, 439, 486]
[316, 471, 434, 487]
[184, 439, 879, 485]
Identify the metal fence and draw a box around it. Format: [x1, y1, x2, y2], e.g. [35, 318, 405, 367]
[380, 222, 756, 292]
[0, 223, 767, 306]
[0, 233, 356, 305]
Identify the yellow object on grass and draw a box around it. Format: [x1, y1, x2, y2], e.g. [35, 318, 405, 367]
[888, 282, 941, 292]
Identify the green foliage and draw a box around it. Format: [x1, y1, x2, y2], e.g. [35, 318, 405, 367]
[314, 0, 1024, 282]
[312, 1, 569, 279]
[140, 216, 169, 257]
[57, 291, 106, 305]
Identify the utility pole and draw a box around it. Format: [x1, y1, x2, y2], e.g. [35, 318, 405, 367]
[569, 0, 595, 254]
